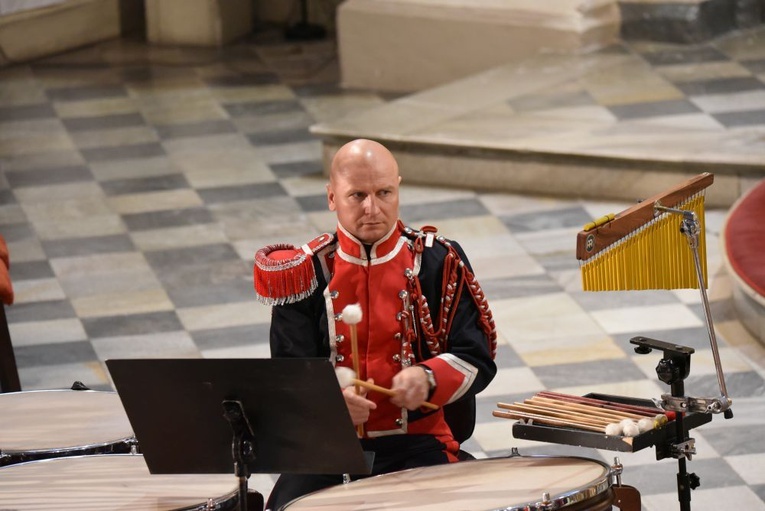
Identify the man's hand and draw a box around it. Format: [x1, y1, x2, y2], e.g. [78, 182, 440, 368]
[342, 384, 377, 425]
[390, 366, 431, 411]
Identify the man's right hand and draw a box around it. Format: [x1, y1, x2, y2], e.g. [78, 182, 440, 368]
[342, 384, 377, 426]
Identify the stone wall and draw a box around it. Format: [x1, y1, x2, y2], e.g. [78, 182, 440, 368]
[619, 0, 765, 43]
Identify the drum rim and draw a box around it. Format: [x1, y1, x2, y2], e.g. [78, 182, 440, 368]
[2, 436, 137, 456]
[0, 389, 119, 397]
[470, 455, 614, 511]
[282, 454, 614, 511]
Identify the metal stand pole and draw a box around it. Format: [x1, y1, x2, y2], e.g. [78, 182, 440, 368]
[223, 400, 257, 511]
[670, 378, 696, 511]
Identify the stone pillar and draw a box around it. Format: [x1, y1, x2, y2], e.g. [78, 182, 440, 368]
[145, 0, 253, 47]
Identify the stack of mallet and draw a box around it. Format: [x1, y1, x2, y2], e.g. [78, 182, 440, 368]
[493, 391, 674, 436]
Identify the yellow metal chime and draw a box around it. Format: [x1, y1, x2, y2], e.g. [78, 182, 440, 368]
[577, 173, 713, 292]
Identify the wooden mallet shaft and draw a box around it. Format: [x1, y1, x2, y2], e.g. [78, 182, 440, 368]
[342, 304, 364, 437]
[493, 409, 605, 433]
[353, 378, 439, 411]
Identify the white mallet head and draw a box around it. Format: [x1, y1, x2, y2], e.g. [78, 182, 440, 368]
[335, 366, 357, 388]
[342, 303, 363, 325]
[622, 420, 641, 437]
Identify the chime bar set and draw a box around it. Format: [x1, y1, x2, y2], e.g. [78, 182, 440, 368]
[576, 173, 712, 292]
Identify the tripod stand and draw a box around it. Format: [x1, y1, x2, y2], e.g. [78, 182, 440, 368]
[630, 337, 702, 511]
[628, 203, 734, 511]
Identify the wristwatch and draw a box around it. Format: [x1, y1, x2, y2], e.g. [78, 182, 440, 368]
[421, 366, 437, 394]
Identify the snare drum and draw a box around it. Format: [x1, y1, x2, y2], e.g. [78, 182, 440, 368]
[0, 390, 136, 466]
[0, 454, 239, 510]
[282, 456, 617, 511]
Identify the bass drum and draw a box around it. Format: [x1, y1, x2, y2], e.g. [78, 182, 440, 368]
[0, 389, 136, 466]
[282, 455, 619, 511]
[0, 454, 240, 510]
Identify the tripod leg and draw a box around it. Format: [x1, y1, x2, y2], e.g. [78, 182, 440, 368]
[677, 458, 693, 511]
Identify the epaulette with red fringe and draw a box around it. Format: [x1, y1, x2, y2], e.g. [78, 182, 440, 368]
[253, 233, 334, 306]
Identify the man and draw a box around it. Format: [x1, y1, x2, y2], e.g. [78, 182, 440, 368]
[254, 139, 497, 510]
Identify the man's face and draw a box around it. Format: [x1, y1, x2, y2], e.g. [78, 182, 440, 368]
[327, 161, 401, 244]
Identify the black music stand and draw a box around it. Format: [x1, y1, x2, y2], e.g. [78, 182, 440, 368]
[106, 358, 371, 511]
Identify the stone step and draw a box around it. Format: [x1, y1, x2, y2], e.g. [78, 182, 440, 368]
[312, 37, 765, 208]
[337, 0, 621, 93]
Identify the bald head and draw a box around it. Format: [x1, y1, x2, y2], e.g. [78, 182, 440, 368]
[327, 139, 402, 244]
[330, 139, 399, 184]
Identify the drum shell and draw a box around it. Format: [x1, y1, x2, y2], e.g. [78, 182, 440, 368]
[0, 389, 137, 467]
[282, 455, 616, 511]
[0, 454, 240, 511]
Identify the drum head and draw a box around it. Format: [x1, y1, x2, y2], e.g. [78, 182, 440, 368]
[0, 390, 134, 452]
[0, 455, 239, 511]
[283, 456, 612, 511]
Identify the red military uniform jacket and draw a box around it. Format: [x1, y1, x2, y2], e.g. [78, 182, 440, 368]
[254, 221, 496, 457]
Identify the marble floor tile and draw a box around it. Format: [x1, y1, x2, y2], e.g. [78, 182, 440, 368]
[135, 92, 227, 125]
[642, 486, 765, 511]
[80, 141, 166, 162]
[129, 224, 229, 252]
[233, 110, 315, 135]
[0, 119, 74, 156]
[107, 189, 204, 215]
[71, 288, 174, 319]
[0, 103, 57, 122]
[39, 234, 135, 258]
[81, 311, 184, 339]
[5, 299, 76, 323]
[11, 278, 68, 303]
[727, 453, 765, 485]
[88, 156, 180, 182]
[5, 165, 93, 188]
[90, 331, 201, 360]
[61, 112, 145, 131]
[591, 303, 705, 334]
[690, 89, 765, 113]
[713, 108, 765, 127]
[155, 119, 238, 140]
[640, 46, 730, 66]
[223, 98, 304, 118]
[52, 96, 139, 118]
[16, 340, 98, 367]
[45, 84, 128, 102]
[175, 301, 272, 332]
[492, 293, 604, 344]
[71, 126, 159, 151]
[519, 334, 626, 367]
[9, 318, 87, 346]
[480, 366, 545, 398]
[655, 60, 754, 83]
[100, 174, 190, 196]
